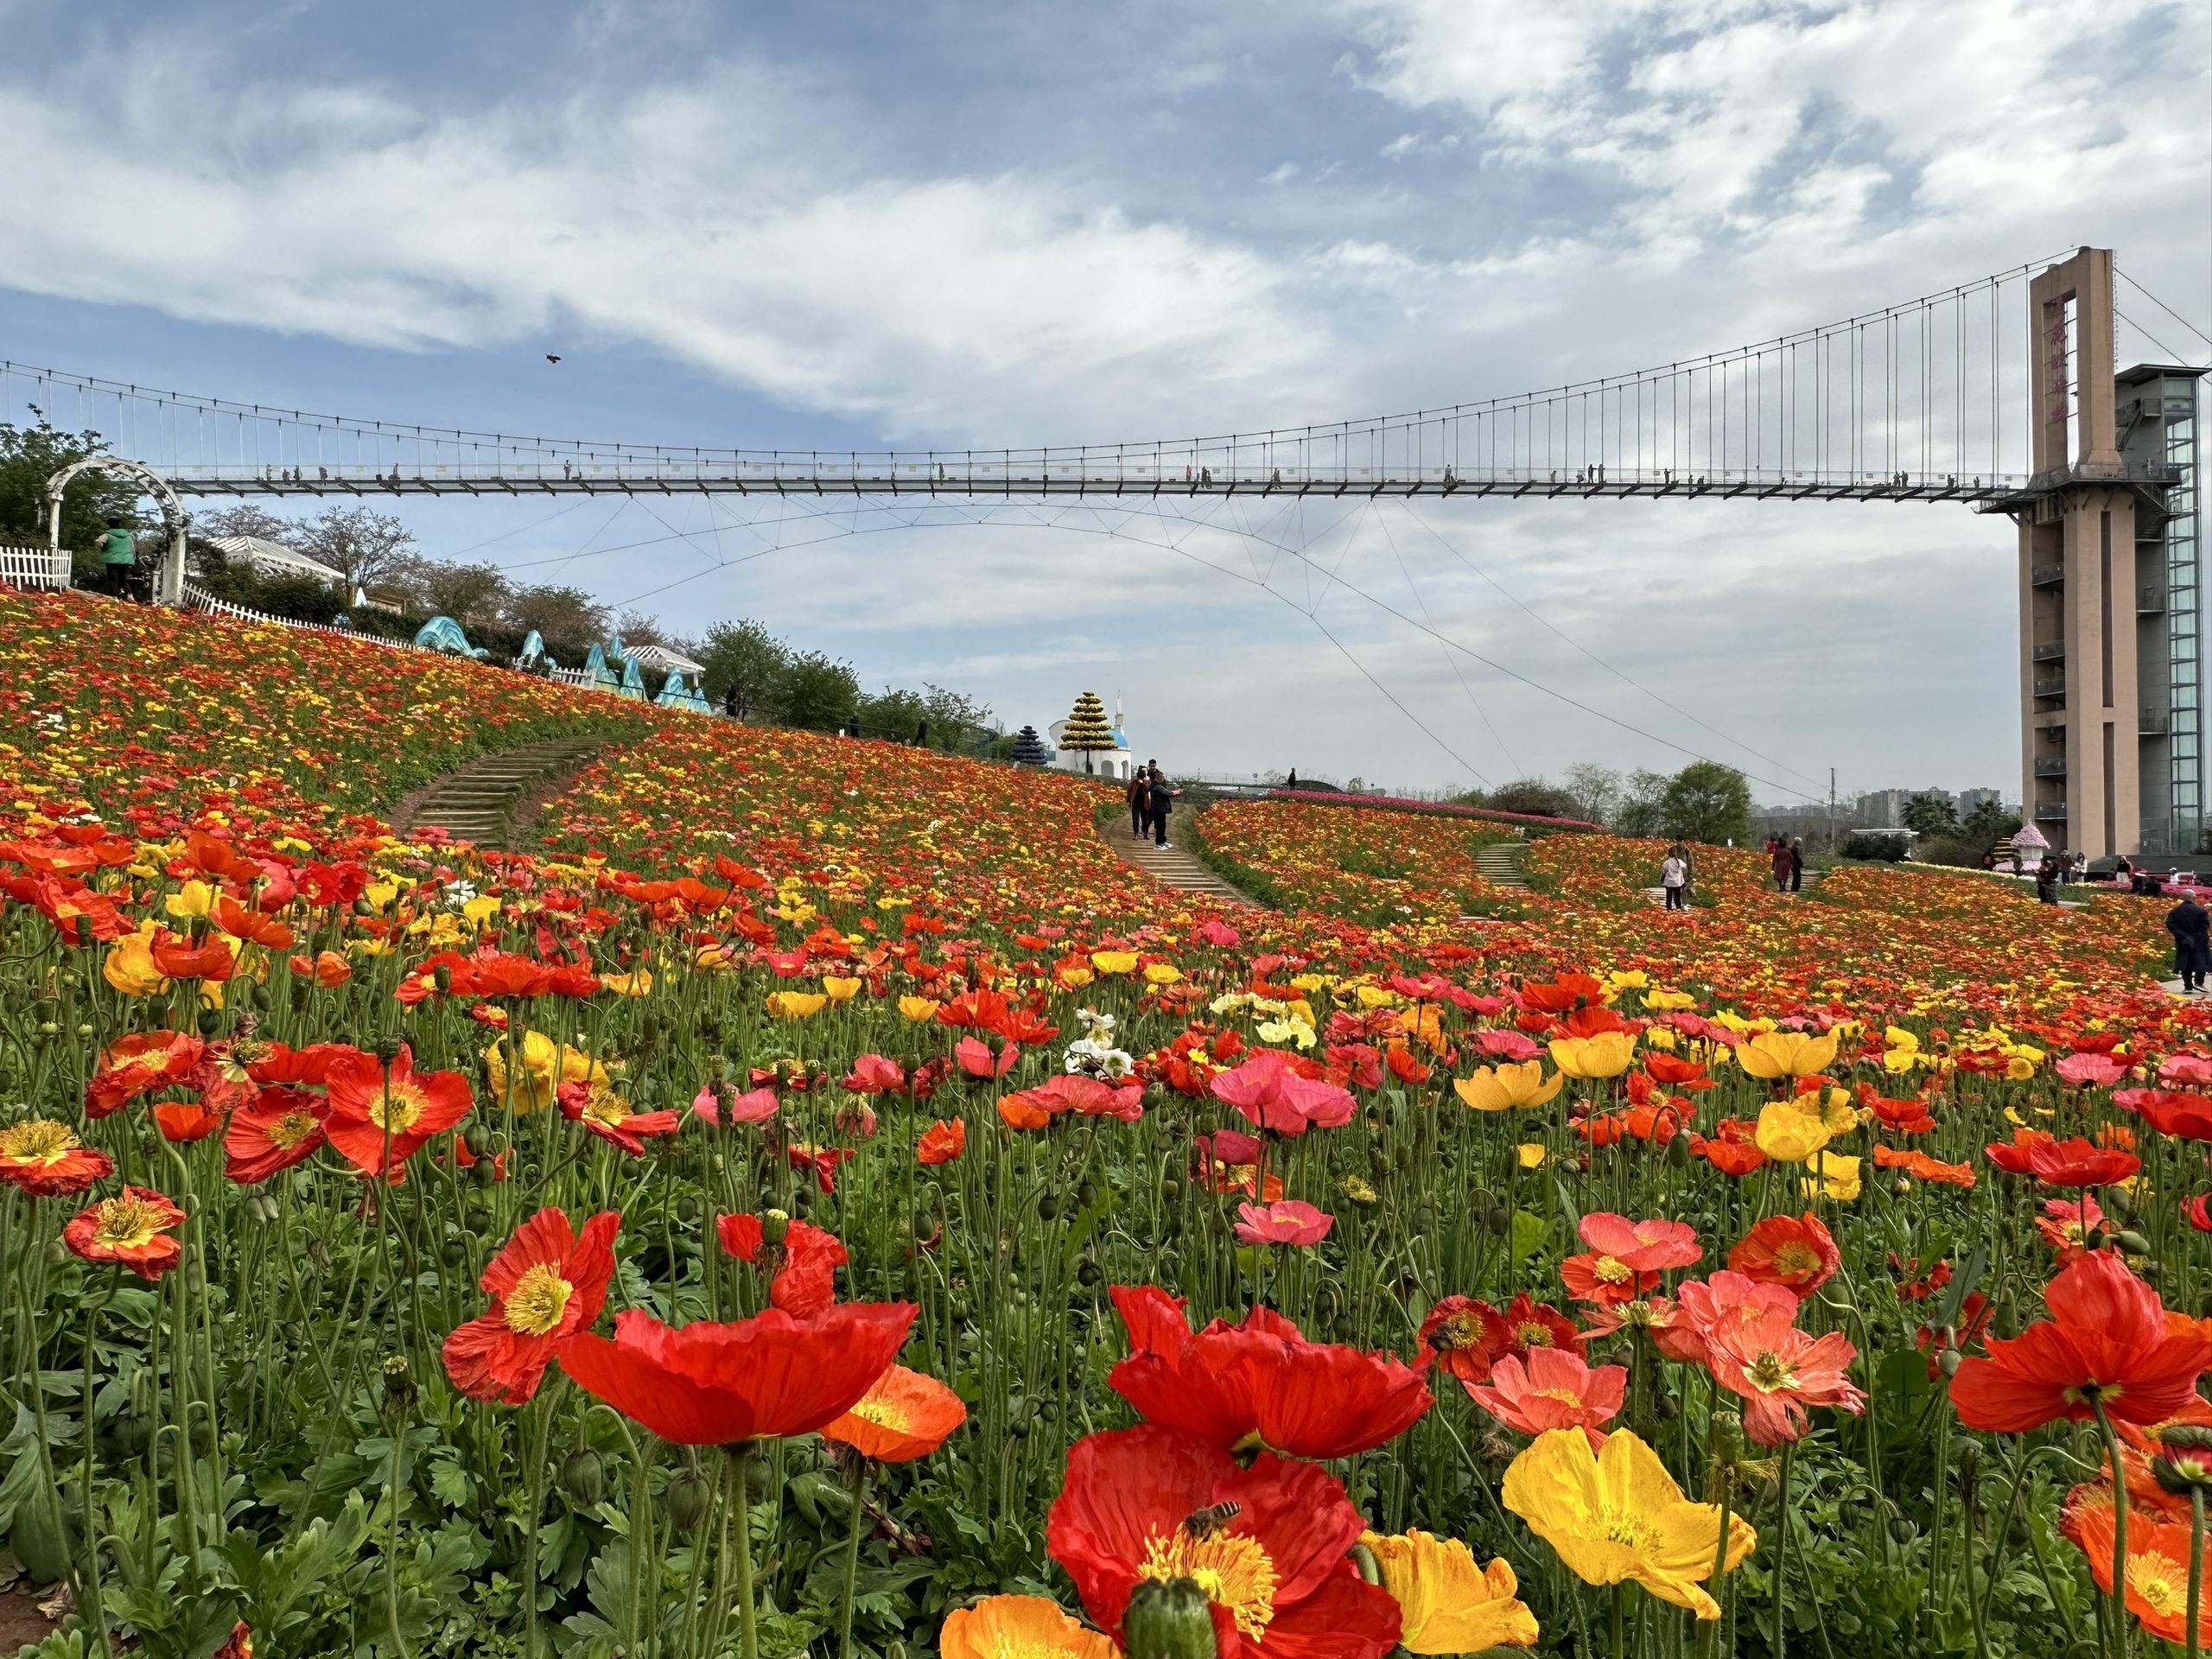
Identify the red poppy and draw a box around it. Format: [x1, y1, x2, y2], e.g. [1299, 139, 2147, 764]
[1644, 1052, 1715, 1090]
[1688, 1119, 1766, 1177]
[1727, 1213, 1840, 1300]
[442, 1208, 620, 1404]
[1416, 1295, 1503, 1384]
[0, 1118, 114, 1196]
[780, 1140, 855, 1192]
[843, 1054, 907, 1095]
[321, 1045, 474, 1181]
[2185, 1194, 2212, 1234]
[2024, 1136, 2141, 1188]
[956, 1036, 1020, 1080]
[454, 953, 556, 997]
[718, 1211, 849, 1315]
[149, 931, 237, 982]
[85, 1030, 204, 1118]
[556, 1302, 914, 1445]
[557, 1080, 681, 1156]
[1949, 1249, 2212, 1430]
[1107, 1285, 1430, 1459]
[152, 1093, 223, 1143]
[1560, 1251, 1661, 1307]
[64, 1185, 187, 1281]
[2116, 1089, 2212, 1141]
[213, 895, 294, 950]
[1046, 1423, 1400, 1659]
[222, 1086, 328, 1184]
[820, 1364, 967, 1461]
[244, 1042, 343, 1086]
[213, 1622, 252, 1659]
[1984, 1128, 2056, 1174]
[32, 875, 128, 944]
[918, 1119, 966, 1165]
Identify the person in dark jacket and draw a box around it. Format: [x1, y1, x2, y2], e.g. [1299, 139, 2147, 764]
[1146, 766, 1179, 849]
[1788, 838, 1805, 893]
[1127, 767, 1149, 836]
[2169, 892, 2211, 993]
[2035, 854, 2061, 904]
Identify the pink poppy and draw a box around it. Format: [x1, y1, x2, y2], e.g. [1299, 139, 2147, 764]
[2056, 1052, 2130, 1088]
[1462, 1347, 1627, 1448]
[1209, 1052, 1355, 1136]
[955, 1037, 1020, 1080]
[1234, 1199, 1334, 1246]
[1578, 1212, 1703, 1271]
[1474, 1028, 1543, 1061]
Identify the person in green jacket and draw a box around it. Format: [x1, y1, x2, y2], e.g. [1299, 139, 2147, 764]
[99, 518, 136, 599]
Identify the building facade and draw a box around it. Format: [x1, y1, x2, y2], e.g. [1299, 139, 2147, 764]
[2013, 249, 2192, 858]
[2116, 365, 2206, 852]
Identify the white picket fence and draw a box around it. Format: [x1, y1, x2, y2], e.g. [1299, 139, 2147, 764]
[0, 545, 74, 590]
[181, 582, 420, 651]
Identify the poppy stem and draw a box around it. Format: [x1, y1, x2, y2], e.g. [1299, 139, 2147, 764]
[1611, 1580, 1625, 1659]
[1773, 1436, 1794, 1659]
[837, 1458, 868, 1659]
[2093, 1399, 2130, 1659]
[2190, 1486, 2204, 1659]
[733, 1440, 760, 1659]
[1702, 1479, 1735, 1659]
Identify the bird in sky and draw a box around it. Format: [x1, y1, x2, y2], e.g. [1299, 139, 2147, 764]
[545, 354, 562, 364]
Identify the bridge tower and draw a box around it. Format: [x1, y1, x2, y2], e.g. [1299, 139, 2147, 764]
[2017, 248, 2142, 859]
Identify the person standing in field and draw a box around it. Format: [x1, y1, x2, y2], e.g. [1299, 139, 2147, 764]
[1127, 766, 1149, 837]
[1147, 766, 1179, 849]
[1770, 836, 1793, 893]
[1659, 844, 1689, 910]
[2169, 890, 2211, 993]
[99, 518, 136, 600]
[1789, 838, 1805, 893]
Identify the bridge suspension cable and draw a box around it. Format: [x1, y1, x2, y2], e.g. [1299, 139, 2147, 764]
[0, 252, 2139, 506]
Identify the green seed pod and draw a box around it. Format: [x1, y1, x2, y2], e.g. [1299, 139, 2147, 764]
[665, 1471, 713, 1531]
[2084, 1227, 2107, 1251]
[1939, 1350, 1962, 1377]
[1485, 1206, 1512, 1236]
[462, 1124, 490, 1157]
[1665, 1131, 1692, 1166]
[1037, 1193, 1060, 1221]
[1159, 1178, 1182, 1201]
[2115, 1230, 2152, 1257]
[1121, 1574, 1219, 1659]
[561, 1448, 607, 1507]
[2104, 1185, 2133, 1220]
[1077, 1180, 1100, 1209]
[441, 1239, 468, 1268]
[1077, 1261, 1103, 1288]
[761, 1209, 791, 1244]
[676, 1195, 702, 1224]
[195, 1007, 219, 1037]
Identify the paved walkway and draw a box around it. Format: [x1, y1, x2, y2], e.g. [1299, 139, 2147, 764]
[1474, 841, 1529, 889]
[391, 736, 608, 850]
[1098, 811, 1257, 907]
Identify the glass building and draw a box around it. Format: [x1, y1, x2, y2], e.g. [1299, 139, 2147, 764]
[2120, 365, 2207, 854]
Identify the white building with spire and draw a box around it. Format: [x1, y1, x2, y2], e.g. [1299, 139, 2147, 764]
[1046, 694, 1135, 780]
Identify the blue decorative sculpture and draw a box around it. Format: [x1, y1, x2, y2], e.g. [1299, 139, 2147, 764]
[584, 642, 621, 693]
[656, 667, 711, 712]
[413, 616, 473, 655]
[619, 653, 648, 700]
[517, 630, 549, 671]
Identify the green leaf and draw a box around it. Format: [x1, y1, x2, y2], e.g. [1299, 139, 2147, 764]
[1510, 1210, 1548, 1262]
[428, 1453, 474, 1510]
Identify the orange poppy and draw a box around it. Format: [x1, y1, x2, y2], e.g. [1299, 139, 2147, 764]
[821, 1363, 968, 1461]
[64, 1185, 187, 1281]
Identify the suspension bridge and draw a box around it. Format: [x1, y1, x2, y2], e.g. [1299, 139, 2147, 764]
[5, 245, 2208, 861]
[1, 251, 2190, 511]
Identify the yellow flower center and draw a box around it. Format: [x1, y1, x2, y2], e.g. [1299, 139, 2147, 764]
[1518, 1323, 1557, 1349]
[1592, 1255, 1635, 1284]
[2129, 1554, 2187, 1615]
[502, 1263, 575, 1336]
[364, 1081, 427, 1135]
[582, 1088, 630, 1128]
[1747, 1351, 1797, 1394]
[1138, 1527, 1279, 1639]
[848, 1393, 912, 1433]
[1603, 1513, 1660, 1553]
[265, 1109, 320, 1151]
[0, 1119, 77, 1166]
[1535, 1387, 1588, 1409]
[1430, 1311, 1484, 1353]
[93, 1195, 164, 1249]
[1771, 1242, 1823, 1276]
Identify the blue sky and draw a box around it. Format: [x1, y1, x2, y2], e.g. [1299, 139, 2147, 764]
[3, 0, 2209, 802]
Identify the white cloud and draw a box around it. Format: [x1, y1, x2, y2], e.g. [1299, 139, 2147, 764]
[0, 46, 1338, 443]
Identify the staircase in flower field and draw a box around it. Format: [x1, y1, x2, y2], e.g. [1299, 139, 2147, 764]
[1473, 841, 1529, 889]
[1099, 812, 1257, 907]
[393, 736, 609, 849]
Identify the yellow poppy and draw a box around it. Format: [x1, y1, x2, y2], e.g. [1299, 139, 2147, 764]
[766, 991, 829, 1020]
[1803, 1151, 1862, 1202]
[1360, 1529, 1539, 1652]
[1090, 951, 1138, 976]
[1643, 988, 1696, 1011]
[1752, 1098, 1829, 1164]
[1256, 1017, 1317, 1051]
[1355, 984, 1401, 1008]
[1142, 963, 1183, 986]
[461, 895, 501, 927]
[1548, 1032, 1637, 1079]
[1733, 1030, 1838, 1079]
[1517, 1143, 1548, 1168]
[601, 969, 653, 996]
[938, 1597, 1116, 1659]
[823, 976, 861, 1001]
[486, 1031, 605, 1115]
[1058, 968, 1095, 990]
[163, 880, 213, 919]
[1455, 1062, 1565, 1113]
[103, 930, 168, 997]
[1501, 1429, 1756, 1620]
[899, 996, 941, 1022]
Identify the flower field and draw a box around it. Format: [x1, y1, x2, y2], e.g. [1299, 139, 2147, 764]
[1192, 797, 1524, 926]
[3, 590, 2212, 1659]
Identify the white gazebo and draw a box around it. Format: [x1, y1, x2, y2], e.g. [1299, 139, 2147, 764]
[206, 535, 349, 589]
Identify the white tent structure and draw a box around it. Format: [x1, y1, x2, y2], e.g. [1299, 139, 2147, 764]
[205, 535, 348, 589]
[626, 643, 707, 676]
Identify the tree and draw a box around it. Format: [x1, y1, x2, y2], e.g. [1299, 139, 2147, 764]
[614, 609, 665, 649]
[776, 651, 861, 732]
[1661, 761, 1753, 847]
[697, 620, 791, 720]
[194, 504, 298, 545]
[1614, 769, 1672, 837]
[0, 421, 142, 582]
[1560, 762, 1624, 827]
[1961, 797, 2021, 847]
[289, 506, 415, 590]
[856, 686, 929, 742]
[1902, 791, 1962, 837]
[923, 683, 995, 753]
[1010, 725, 1048, 766]
[503, 585, 609, 664]
[387, 556, 512, 628]
[1478, 778, 1584, 819]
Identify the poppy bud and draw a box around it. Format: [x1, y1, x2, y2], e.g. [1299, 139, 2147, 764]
[2085, 1227, 2107, 1251]
[1122, 1575, 1219, 1659]
[1348, 1541, 1382, 1585]
[1077, 1260, 1103, 1287]
[1939, 1350, 1962, 1377]
[2105, 1185, 2133, 1219]
[1077, 1180, 1099, 1210]
[1666, 1131, 1692, 1166]
[372, 1034, 404, 1065]
[1486, 1206, 1512, 1236]
[561, 1448, 607, 1507]
[381, 1356, 416, 1412]
[665, 1471, 713, 1531]
[760, 1210, 791, 1246]
[433, 963, 453, 992]
[2115, 1230, 2152, 1257]
[196, 1007, 219, 1037]
[1037, 1193, 1060, 1220]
